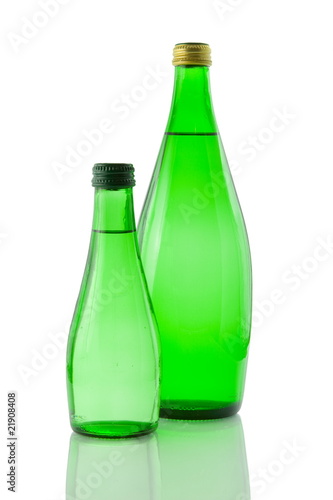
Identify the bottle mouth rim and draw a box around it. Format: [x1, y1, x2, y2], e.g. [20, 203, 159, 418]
[175, 42, 209, 46]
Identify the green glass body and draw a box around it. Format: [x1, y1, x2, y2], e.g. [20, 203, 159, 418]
[66, 187, 160, 438]
[138, 65, 252, 419]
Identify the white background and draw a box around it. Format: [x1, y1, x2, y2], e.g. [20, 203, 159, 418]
[1, 0, 333, 498]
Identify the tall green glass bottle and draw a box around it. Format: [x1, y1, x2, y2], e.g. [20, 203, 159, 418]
[67, 164, 160, 438]
[138, 43, 252, 419]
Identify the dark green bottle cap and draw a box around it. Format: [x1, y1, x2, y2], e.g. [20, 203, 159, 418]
[92, 163, 135, 189]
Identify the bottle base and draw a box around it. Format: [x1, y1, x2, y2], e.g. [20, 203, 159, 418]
[159, 400, 241, 420]
[70, 420, 158, 438]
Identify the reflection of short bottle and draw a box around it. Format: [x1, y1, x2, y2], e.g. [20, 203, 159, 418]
[157, 416, 250, 500]
[66, 432, 160, 500]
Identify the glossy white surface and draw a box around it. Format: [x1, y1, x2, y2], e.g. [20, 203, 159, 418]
[1, 0, 332, 498]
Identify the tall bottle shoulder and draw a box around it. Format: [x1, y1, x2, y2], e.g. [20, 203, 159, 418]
[139, 134, 247, 228]
[137, 134, 252, 292]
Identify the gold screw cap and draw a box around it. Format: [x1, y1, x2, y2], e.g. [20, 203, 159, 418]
[172, 42, 212, 67]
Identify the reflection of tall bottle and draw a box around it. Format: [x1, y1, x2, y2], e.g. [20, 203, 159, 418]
[157, 416, 250, 500]
[66, 432, 160, 500]
[138, 43, 252, 419]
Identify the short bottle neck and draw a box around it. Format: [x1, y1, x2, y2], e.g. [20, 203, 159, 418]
[166, 65, 218, 134]
[92, 188, 136, 233]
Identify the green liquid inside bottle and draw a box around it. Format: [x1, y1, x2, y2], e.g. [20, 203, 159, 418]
[138, 45, 252, 419]
[67, 164, 160, 438]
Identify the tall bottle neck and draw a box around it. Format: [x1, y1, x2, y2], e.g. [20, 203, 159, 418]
[166, 66, 218, 134]
[92, 188, 136, 233]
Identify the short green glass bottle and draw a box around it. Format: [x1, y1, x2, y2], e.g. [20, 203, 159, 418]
[138, 43, 252, 419]
[66, 164, 160, 438]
